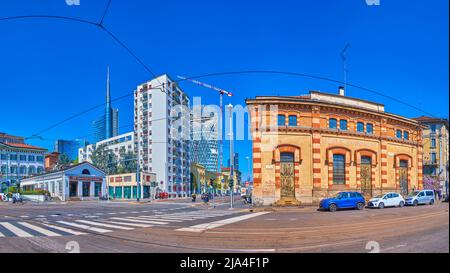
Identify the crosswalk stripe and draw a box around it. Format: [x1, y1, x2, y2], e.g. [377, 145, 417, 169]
[101, 221, 153, 228]
[0, 222, 33, 237]
[110, 217, 167, 225]
[134, 216, 182, 222]
[41, 223, 87, 236]
[75, 220, 134, 230]
[17, 222, 62, 237]
[177, 212, 270, 233]
[0, 231, 4, 237]
[57, 221, 112, 233]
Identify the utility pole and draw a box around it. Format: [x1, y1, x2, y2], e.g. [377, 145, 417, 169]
[228, 104, 234, 209]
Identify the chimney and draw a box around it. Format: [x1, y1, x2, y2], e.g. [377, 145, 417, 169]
[338, 86, 345, 96]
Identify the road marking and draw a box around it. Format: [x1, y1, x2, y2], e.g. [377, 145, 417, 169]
[85, 215, 99, 218]
[95, 213, 104, 215]
[20, 216, 29, 218]
[101, 221, 153, 228]
[177, 212, 270, 233]
[108, 213, 117, 215]
[50, 215, 60, 217]
[57, 221, 112, 233]
[0, 231, 4, 237]
[133, 216, 182, 222]
[41, 223, 87, 236]
[75, 220, 134, 230]
[36, 215, 45, 218]
[17, 222, 61, 237]
[110, 217, 168, 225]
[67, 214, 74, 217]
[0, 222, 34, 237]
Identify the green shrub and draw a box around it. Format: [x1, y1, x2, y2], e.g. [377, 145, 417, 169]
[20, 190, 50, 196]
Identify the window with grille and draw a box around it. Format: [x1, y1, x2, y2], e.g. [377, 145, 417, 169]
[333, 154, 346, 185]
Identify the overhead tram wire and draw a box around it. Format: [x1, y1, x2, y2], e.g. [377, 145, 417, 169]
[0, 11, 438, 135]
[26, 70, 440, 138]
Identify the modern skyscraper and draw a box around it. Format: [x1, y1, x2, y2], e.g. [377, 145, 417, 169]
[91, 66, 119, 143]
[228, 152, 239, 171]
[134, 74, 191, 197]
[190, 110, 219, 173]
[54, 139, 89, 161]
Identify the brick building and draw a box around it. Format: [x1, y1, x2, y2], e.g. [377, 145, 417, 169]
[246, 89, 424, 206]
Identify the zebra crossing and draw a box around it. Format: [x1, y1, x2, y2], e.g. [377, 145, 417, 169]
[0, 209, 243, 239]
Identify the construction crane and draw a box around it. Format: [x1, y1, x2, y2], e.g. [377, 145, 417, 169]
[177, 76, 233, 196]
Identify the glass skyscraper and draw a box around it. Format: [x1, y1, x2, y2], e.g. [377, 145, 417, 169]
[91, 66, 119, 143]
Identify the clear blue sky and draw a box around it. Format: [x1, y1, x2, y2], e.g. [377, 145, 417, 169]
[0, 0, 448, 180]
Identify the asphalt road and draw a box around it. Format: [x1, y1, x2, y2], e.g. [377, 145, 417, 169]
[0, 198, 448, 253]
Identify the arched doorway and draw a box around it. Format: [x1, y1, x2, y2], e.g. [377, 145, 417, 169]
[360, 156, 372, 197]
[280, 152, 295, 198]
[399, 160, 409, 196]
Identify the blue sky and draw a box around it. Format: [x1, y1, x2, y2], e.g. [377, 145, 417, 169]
[0, 0, 448, 180]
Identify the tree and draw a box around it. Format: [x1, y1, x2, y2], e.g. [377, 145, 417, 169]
[90, 144, 118, 175]
[55, 153, 72, 170]
[117, 147, 137, 174]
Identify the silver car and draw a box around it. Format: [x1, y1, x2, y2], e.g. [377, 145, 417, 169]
[405, 190, 435, 206]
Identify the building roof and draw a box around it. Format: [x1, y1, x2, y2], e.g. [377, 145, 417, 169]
[412, 116, 449, 125]
[21, 161, 106, 181]
[246, 91, 421, 127]
[0, 141, 47, 151]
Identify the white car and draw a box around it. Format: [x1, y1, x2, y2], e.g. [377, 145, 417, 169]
[367, 192, 405, 209]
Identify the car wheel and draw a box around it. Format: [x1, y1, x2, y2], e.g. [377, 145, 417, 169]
[413, 200, 418, 206]
[357, 202, 365, 210]
[399, 201, 405, 207]
[430, 199, 434, 205]
[329, 204, 337, 212]
[379, 202, 385, 209]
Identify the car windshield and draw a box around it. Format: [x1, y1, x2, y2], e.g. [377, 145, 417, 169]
[408, 191, 420, 197]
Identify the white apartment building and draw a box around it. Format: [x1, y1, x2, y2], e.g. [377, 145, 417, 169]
[78, 132, 134, 163]
[134, 74, 190, 198]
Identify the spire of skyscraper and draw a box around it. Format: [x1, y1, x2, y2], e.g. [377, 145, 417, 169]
[105, 65, 113, 139]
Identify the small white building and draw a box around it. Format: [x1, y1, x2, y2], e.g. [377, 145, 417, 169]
[20, 162, 107, 201]
[78, 132, 134, 163]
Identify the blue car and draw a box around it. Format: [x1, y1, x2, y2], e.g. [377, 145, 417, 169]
[319, 192, 366, 212]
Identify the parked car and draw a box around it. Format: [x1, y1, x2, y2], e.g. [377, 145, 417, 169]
[367, 192, 405, 209]
[405, 190, 435, 206]
[319, 192, 365, 212]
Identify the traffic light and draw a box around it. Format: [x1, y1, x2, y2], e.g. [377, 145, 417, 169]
[229, 179, 234, 188]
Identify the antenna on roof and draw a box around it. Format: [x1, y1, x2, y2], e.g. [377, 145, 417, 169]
[341, 43, 350, 92]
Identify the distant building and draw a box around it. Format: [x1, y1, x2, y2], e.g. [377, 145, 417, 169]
[78, 132, 134, 164]
[134, 74, 190, 198]
[413, 116, 449, 196]
[190, 110, 219, 173]
[91, 66, 119, 143]
[0, 132, 47, 189]
[54, 139, 88, 161]
[45, 152, 60, 172]
[107, 172, 157, 200]
[21, 162, 107, 201]
[228, 152, 239, 171]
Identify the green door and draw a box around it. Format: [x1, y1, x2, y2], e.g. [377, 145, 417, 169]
[124, 186, 132, 199]
[115, 187, 123, 199]
[108, 187, 114, 198]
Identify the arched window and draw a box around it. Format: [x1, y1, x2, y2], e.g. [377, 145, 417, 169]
[28, 166, 35, 175]
[37, 167, 44, 174]
[82, 169, 91, 175]
[19, 166, 26, 174]
[340, 120, 348, 131]
[366, 123, 374, 134]
[357, 122, 364, 133]
[333, 154, 346, 185]
[329, 118, 337, 129]
[288, 115, 297, 126]
[396, 129, 402, 139]
[277, 115, 286, 126]
[404, 131, 409, 140]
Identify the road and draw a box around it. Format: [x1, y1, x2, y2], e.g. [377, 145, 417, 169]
[0, 197, 448, 253]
